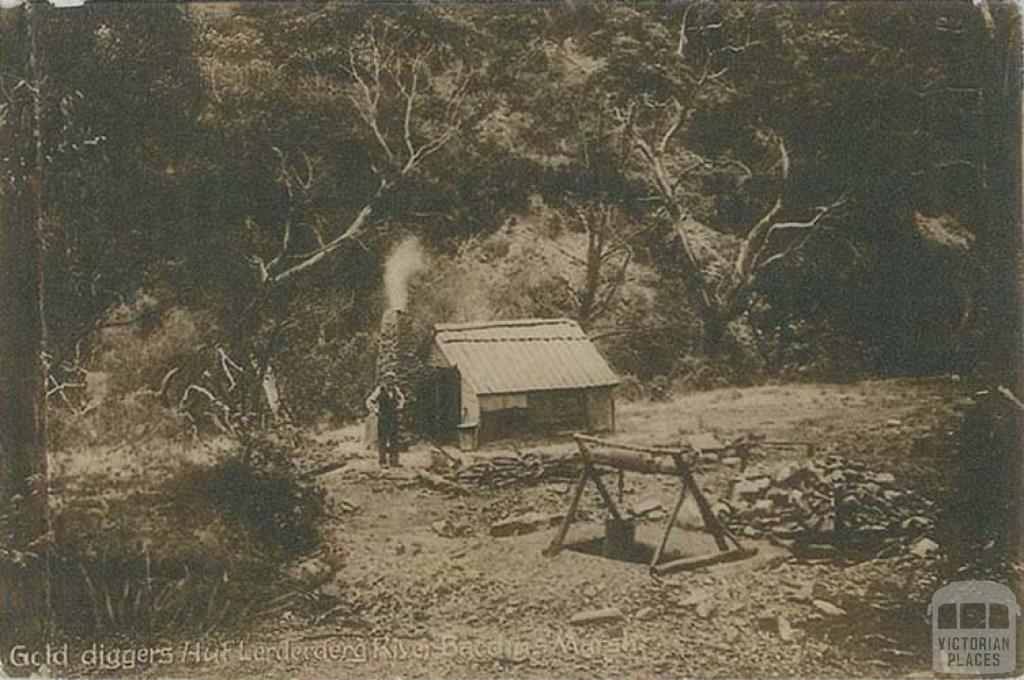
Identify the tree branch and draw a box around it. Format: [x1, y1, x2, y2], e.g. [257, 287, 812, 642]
[731, 133, 790, 285]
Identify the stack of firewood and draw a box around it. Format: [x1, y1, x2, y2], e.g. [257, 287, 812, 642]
[446, 452, 578, 489]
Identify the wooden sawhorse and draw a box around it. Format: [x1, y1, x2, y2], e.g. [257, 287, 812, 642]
[543, 434, 755, 575]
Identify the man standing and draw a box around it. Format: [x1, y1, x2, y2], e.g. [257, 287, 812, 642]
[366, 371, 405, 467]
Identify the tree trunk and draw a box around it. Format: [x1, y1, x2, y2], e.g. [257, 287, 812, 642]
[701, 310, 728, 355]
[0, 0, 52, 664]
[261, 364, 283, 421]
[984, 3, 1022, 374]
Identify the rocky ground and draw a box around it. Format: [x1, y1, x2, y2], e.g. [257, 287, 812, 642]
[42, 376, 1023, 678]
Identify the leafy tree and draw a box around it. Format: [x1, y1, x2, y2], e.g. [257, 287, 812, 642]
[29, 2, 1024, 426]
[34, 4, 202, 390]
[184, 7, 485, 422]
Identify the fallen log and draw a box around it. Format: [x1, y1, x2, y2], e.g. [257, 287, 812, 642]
[650, 546, 757, 576]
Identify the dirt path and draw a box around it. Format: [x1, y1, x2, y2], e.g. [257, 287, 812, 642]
[138, 376, 972, 678]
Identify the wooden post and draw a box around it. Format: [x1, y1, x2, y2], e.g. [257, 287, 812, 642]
[545, 435, 755, 573]
[673, 453, 730, 552]
[543, 465, 588, 556]
[651, 547, 757, 576]
[650, 476, 689, 571]
[587, 467, 624, 521]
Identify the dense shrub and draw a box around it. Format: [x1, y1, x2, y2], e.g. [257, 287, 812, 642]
[47, 392, 183, 451]
[185, 434, 326, 558]
[940, 389, 1022, 583]
[277, 330, 377, 425]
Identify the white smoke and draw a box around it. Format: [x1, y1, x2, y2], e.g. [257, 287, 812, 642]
[384, 237, 427, 310]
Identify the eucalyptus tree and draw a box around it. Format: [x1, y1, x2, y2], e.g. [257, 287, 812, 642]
[186, 6, 487, 424]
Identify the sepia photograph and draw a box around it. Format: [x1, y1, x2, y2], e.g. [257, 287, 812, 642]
[0, 0, 1021, 677]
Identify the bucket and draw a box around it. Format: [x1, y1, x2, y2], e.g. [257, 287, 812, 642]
[604, 517, 636, 558]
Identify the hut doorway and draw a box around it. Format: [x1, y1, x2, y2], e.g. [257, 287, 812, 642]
[432, 366, 461, 440]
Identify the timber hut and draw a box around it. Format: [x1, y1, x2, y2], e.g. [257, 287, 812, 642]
[425, 318, 619, 450]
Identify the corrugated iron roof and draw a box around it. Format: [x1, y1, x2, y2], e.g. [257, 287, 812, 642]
[433, 318, 619, 395]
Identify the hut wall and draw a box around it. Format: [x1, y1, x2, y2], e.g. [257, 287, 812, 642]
[525, 390, 587, 431]
[453, 388, 615, 447]
[585, 387, 615, 432]
[459, 376, 480, 427]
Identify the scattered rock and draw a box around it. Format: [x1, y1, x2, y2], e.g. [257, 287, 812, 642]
[811, 582, 831, 599]
[633, 499, 664, 516]
[677, 588, 713, 608]
[732, 478, 770, 502]
[319, 578, 347, 600]
[902, 515, 931, 532]
[755, 614, 777, 632]
[634, 607, 656, 621]
[721, 457, 937, 556]
[697, 452, 719, 464]
[695, 599, 717, 620]
[909, 537, 939, 557]
[432, 519, 456, 537]
[777, 615, 799, 642]
[417, 472, 468, 496]
[285, 557, 335, 590]
[687, 432, 726, 453]
[570, 607, 623, 626]
[881, 647, 916, 660]
[812, 599, 846, 617]
[429, 447, 466, 473]
[335, 499, 361, 513]
[784, 582, 812, 604]
[721, 456, 742, 467]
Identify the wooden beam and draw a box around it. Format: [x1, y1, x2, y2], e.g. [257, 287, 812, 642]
[582, 449, 683, 476]
[587, 465, 624, 521]
[650, 477, 689, 571]
[650, 547, 757, 576]
[575, 433, 691, 458]
[673, 453, 730, 552]
[546, 435, 755, 576]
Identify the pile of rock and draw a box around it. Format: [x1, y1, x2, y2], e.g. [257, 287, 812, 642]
[714, 456, 936, 555]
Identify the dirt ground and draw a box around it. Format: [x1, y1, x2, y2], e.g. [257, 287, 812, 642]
[49, 376, 994, 678]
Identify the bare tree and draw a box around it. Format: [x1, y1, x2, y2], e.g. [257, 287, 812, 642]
[247, 29, 471, 286]
[613, 10, 847, 351]
[554, 201, 639, 332]
[189, 26, 473, 428]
